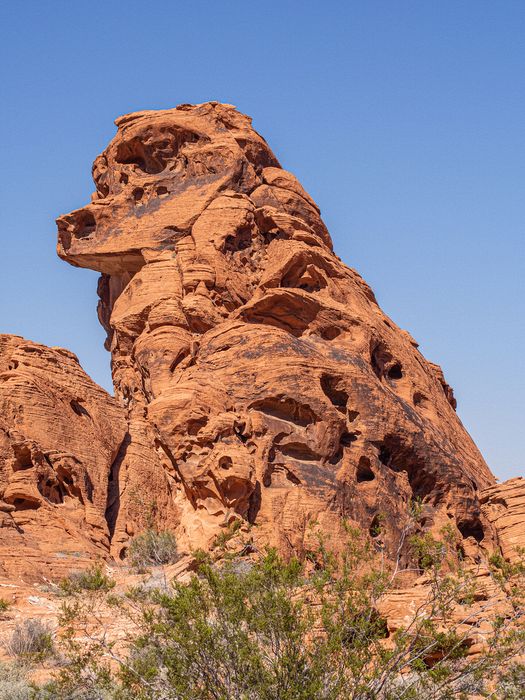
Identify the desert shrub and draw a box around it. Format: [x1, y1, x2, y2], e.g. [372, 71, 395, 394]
[49, 520, 525, 700]
[0, 598, 10, 619]
[127, 528, 178, 571]
[497, 662, 525, 699]
[0, 661, 39, 700]
[59, 566, 115, 595]
[211, 519, 242, 550]
[6, 619, 54, 660]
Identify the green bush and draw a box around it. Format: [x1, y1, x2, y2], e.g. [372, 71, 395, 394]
[48, 523, 525, 699]
[59, 565, 115, 595]
[0, 598, 10, 618]
[127, 528, 178, 571]
[0, 661, 39, 700]
[498, 663, 525, 700]
[211, 519, 242, 550]
[6, 619, 54, 661]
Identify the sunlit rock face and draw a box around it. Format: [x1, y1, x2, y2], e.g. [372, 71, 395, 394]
[57, 101, 496, 560]
[0, 335, 127, 580]
[481, 478, 525, 563]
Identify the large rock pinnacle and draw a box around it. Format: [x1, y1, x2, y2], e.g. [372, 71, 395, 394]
[55, 101, 495, 560]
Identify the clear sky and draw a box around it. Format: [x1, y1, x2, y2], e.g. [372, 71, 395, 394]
[0, 1, 523, 480]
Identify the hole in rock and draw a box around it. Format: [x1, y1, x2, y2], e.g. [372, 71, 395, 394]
[116, 130, 201, 174]
[370, 342, 393, 380]
[240, 292, 320, 337]
[356, 457, 375, 483]
[74, 211, 96, 239]
[12, 445, 32, 470]
[105, 433, 131, 538]
[116, 138, 162, 174]
[223, 225, 253, 253]
[70, 400, 90, 418]
[13, 498, 40, 510]
[187, 416, 208, 435]
[387, 363, 403, 380]
[413, 392, 427, 407]
[409, 470, 437, 501]
[340, 432, 357, 447]
[156, 186, 168, 196]
[369, 514, 383, 538]
[169, 348, 190, 372]
[132, 187, 144, 202]
[376, 436, 437, 500]
[219, 456, 233, 470]
[320, 326, 341, 341]
[119, 173, 128, 184]
[250, 397, 317, 427]
[285, 469, 301, 485]
[328, 445, 344, 465]
[457, 518, 484, 543]
[298, 281, 322, 292]
[247, 481, 262, 523]
[94, 174, 109, 198]
[234, 423, 249, 444]
[281, 263, 327, 293]
[233, 137, 280, 172]
[38, 478, 64, 505]
[84, 472, 94, 502]
[279, 442, 319, 461]
[378, 445, 391, 467]
[320, 375, 348, 412]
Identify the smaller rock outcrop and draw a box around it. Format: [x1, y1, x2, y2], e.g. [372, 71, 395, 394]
[481, 477, 525, 563]
[0, 335, 127, 581]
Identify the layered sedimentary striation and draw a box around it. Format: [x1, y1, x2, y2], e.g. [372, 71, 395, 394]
[54, 101, 497, 561]
[481, 478, 525, 563]
[0, 335, 126, 580]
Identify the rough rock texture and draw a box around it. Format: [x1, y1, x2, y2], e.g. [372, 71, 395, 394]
[481, 478, 525, 563]
[56, 101, 496, 560]
[0, 335, 126, 581]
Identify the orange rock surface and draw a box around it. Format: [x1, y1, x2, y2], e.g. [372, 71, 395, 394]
[0, 335, 126, 581]
[54, 101, 497, 561]
[481, 477, 525, 563]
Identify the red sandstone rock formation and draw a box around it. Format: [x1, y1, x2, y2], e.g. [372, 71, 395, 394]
[55, 101, 497, 561]
[481, 478, 525, 563]
[0, 335, 126, 580]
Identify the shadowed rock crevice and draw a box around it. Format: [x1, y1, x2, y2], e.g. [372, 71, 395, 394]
[375, 435, 438, 501]
[105, 432, 131, 539]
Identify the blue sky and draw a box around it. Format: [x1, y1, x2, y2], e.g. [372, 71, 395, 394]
[0, 1, 523, 479]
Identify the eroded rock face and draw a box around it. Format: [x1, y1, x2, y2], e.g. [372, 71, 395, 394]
[481, 478, 525, 563]
[57, 101, 496, 559]
[0, 335, 126, 580]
